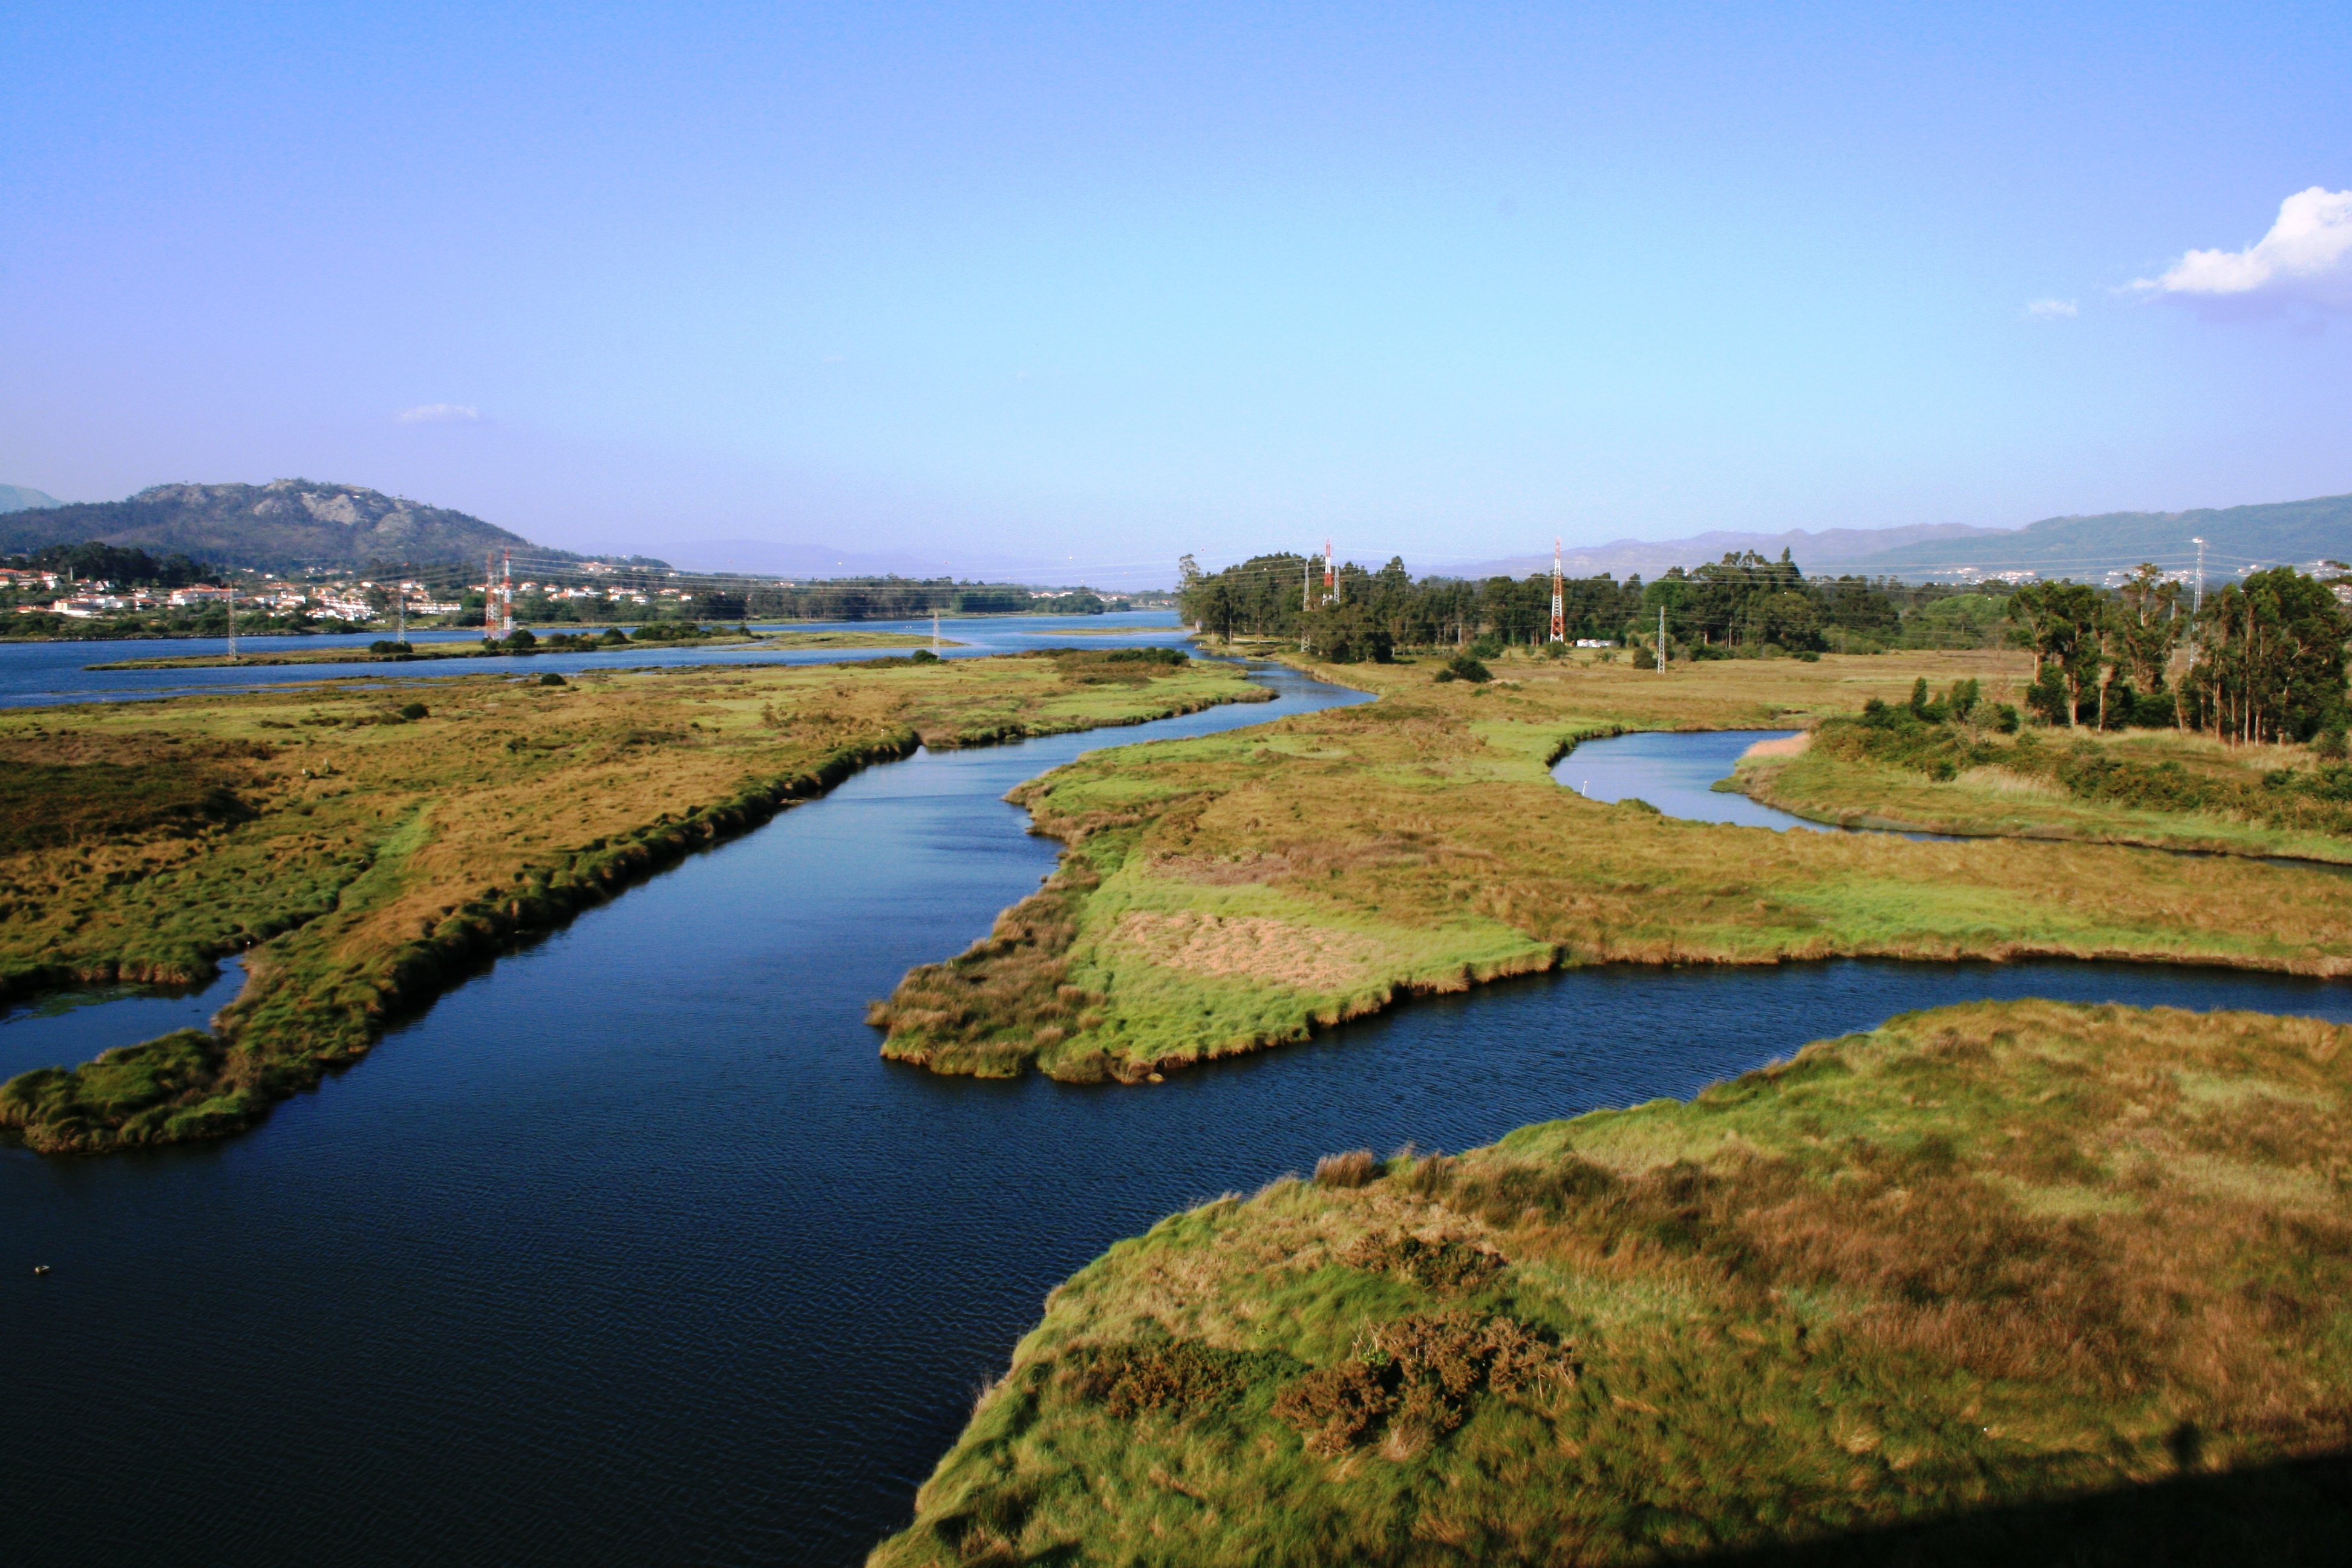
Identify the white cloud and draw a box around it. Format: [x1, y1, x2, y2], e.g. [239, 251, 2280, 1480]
[2025, 297, 2077, 319]
[395, 403, 482, 423]
[2134, 187, 2352, 308]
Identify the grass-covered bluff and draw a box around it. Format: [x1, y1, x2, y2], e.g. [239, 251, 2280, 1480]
[872, 1000, 2352, 1565]
[872, 647, 2352, 1082]
[0, 646, 1261, 1152]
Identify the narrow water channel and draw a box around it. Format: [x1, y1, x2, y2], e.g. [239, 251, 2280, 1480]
[9, 668, 2349, 1567]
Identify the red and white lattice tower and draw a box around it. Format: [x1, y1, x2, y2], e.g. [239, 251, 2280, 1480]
[484, 551, 497, 633]
[499, 550, 515, 637]
[1548, 538, 1566, 644]
[1324, 538, 1337, 606]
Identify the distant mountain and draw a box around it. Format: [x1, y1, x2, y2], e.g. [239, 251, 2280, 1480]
[1448, 495, 2352, 584]
[1843, 494, 2352, 581]
[0, 479, 578, 572]
[0, 483, 62, 514]
[1449, 523, 2007, 582]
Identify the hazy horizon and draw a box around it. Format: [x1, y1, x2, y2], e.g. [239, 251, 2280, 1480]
[6, 2, 2348, 578]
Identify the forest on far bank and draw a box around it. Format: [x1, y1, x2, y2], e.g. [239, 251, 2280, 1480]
[1179, 549, 2352, 745]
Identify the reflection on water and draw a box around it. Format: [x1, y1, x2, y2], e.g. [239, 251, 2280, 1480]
[1554, 728, 1828, 831]
[7, 662, 2347, 1567]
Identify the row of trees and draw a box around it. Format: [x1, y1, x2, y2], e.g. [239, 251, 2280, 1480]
[1176, 550, 2012, 661]
[2010, 565, 2348, 743]
[1179, 549, 2352, 744]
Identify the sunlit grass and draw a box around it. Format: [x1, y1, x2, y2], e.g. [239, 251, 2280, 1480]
[874, 647, 2352, 1080]
[1, 650, 1264, 1150]
[871, 1000, 2352, 1565]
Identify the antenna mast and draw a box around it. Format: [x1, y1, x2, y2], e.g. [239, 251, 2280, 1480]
[2192, 537, 2206, 613]
[1548, 538, 1565, 644]
[1324, 538, 1337, 606]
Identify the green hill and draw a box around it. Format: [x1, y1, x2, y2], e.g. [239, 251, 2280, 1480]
[1849, 493, 2352, 582]
[0, 479, 566, 572]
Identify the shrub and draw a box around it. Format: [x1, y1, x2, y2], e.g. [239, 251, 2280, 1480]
[503, 628, 537, 651]
[2318, 727, 2349, 762]
[1631, 645, 1657, 670]
[1070, 1337, 1291, 1420]
[1315, 1148, 1380, 1188]
[910, 648, 941, 664]
[367, 639, 412, 654]
[1275, 1312, 1576, 1456]
[1342, 1231, 1505, 1292]
[1445, 655, 1492, 684]
[538, 673, 566, 687]
[397, 702, 429, 721]
[1274, 1361, 1394, 1456]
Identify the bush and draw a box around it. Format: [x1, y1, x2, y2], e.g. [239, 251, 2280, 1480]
[1631, 645, 1657, 670]
[1444, 656, 1491, 684]
[538, 672, 566, 687]
[2319, 727, 2350, 762]
[1071, 1338, 1292, 1420]
[910, 648, 941, 664]
[503, 628, 538, 651]
[368, 639, 412, 654]
[1342, 1232, 1505, 1292]
[397, 702, 429, 721]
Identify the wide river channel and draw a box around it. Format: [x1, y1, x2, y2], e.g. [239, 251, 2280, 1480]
[9, 629, 2351, 1566]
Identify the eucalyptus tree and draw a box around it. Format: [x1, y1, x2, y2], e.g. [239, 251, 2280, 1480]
[2183, 567, 2347, 744]
[2007, 581, 2105, 727]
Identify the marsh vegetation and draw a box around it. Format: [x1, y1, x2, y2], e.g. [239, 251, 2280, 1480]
[0, 648, 1259, 1151]
[872, 999, 2352, 1565]
[873, 648, 2352, 1083]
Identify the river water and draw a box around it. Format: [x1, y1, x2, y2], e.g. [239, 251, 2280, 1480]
[0, 610, 1180, 708]
[8, 644, 2350, 1566]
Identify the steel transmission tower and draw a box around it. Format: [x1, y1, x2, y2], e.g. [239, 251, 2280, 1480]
[1548, 538, 1565, 644]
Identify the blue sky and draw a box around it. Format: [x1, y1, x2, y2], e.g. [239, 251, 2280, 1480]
[4, 1, 2348, 577]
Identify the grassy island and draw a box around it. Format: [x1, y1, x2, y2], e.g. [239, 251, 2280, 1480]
[871, 647, 2352, 1082]
[0, 646, 1261, 1152]
[872, 999, 2352, 1565]
[1730, 686, 2352, 864]
[82, 626, 949, 670]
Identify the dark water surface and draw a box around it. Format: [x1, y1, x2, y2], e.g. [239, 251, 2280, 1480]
[9, 663, 2351, 1566]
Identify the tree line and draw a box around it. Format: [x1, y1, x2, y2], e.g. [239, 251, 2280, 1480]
[1177, 549, 2014, 662]
[1178, 549, 2352, 744]
[2010, 564, 2348, 744]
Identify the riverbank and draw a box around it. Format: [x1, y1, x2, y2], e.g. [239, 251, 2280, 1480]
[872, 646, 2352, 1082]
[871, 996, 2352, 1564]
[0, 648, 1267, 1152]
[1731, 707, 2352, 864]
[83, 627, 948, 670]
